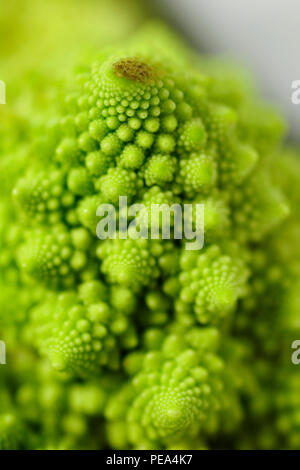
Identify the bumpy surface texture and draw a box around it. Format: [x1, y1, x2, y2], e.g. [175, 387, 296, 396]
[1, 19, 300, 449]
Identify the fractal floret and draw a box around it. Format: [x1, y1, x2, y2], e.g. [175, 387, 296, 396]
[1, 22, 300, 450]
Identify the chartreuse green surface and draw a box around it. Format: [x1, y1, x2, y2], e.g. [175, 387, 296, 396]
[1, 16, 300, 449]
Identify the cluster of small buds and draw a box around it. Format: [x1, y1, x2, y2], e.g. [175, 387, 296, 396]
[1, 23, 299, 450]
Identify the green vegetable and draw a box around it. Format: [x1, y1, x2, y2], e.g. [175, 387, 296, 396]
[1, 21, 300, 450]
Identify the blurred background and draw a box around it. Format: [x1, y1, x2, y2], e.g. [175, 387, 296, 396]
[153, 0, 300, 141]
[1, 0, 299, 140]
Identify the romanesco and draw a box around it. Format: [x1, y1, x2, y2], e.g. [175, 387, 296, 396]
[1, 20, 300, 450]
